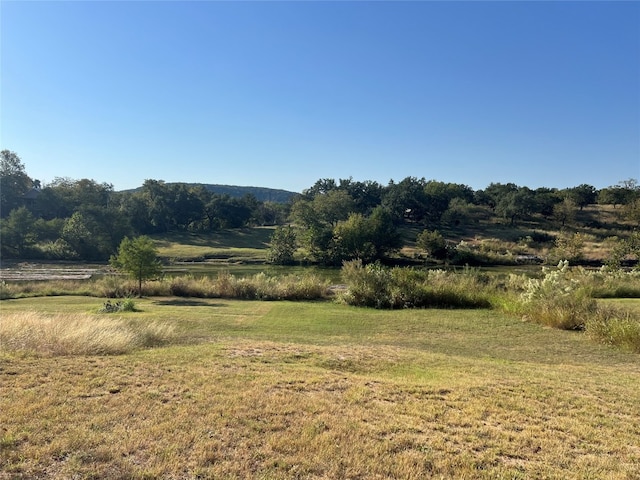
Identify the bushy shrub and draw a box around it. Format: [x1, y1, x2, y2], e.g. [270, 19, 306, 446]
[99, 298, 137, 313]
[340, 260, 394, 308]
[168, 275, 211, 298]
[585, 305, 640, 353]
[0, 281, 14, 300]
[339, 260, 492, 309]
[584, 268, 640, 298]
[518, 260, 595, 330]
[96, 275, 140, 298]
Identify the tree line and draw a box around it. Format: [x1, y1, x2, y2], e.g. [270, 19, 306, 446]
[1, 149, 639, 263]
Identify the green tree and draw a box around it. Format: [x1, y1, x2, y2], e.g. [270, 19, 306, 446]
[607, 231, 640, 269]
[61, 212, 95, 259]
[495, 189, 533, 225]
[332, 213, 376, 262]
[1, 150, 33, 217]
[551, 232, 586, 264]
[110, 236, 162, 296]
[367, 205, 401, 258]
[0, 206, 37, 256]
[312, 190, 355, 226]
[36, 177, 113, 219]
[337, 177, 384, 215]
[416, 229, 449, 260]
[382, 177, 428, 223]
[479, 183, 519, 210]
[266, 226, 297, 265]
[564, 184, 597, 210]
[553, 198, 577, 227]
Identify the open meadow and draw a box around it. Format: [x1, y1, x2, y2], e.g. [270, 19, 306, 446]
[1, 295, 639, 479]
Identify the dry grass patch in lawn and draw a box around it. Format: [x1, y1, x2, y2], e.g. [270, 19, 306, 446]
[0, 311, 176, 356]
[1, 298, 640, 479]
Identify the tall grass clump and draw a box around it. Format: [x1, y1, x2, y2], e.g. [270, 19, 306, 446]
[585, 305, 640, 352]
[517, 260, 595, 330]
[0, 312, 176, 356]
[583, 268, 640, 298]
[339, 260, 492, 309]
[96, 275, 144, 298]
[0, 281, 14, 300]
[0, 279, 99, 299]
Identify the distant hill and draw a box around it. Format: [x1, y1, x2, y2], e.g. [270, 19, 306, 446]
[121, 183, 299, 203]
[195, 184, 299, 203]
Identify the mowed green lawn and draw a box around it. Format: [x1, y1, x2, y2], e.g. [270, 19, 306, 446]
[1, 296, 639, 479]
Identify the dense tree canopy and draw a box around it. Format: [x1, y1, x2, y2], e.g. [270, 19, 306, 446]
[2, 150, 639, 264]
[1, 150, 34, 217]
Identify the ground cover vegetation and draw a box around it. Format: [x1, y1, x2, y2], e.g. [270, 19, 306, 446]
[1, 297, 639, 479]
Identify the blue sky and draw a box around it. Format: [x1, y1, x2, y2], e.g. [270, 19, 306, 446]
[2, 1, 639, 193]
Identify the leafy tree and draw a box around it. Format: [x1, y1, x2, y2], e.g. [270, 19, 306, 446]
[332, 213, 377, 262]
[564, 184, 597, 210]
[423, 180, 474, 223]
[312, 190, 355, 226]
[303, 178, 338, 198]
[441, 198, 473, 226]
[60, 212, 97, 260]
[168, 183, 205, 230]
[116, 192, 154, 234]
[495, 188, 534, 225]
[141, 179, 172, 233]
[607, 231, 640, 269]
[110, 236, 162, 296]
[36, 177, 113, 219]
[1, 150, 33, 217]
[553, 198, 577, 227]
[479, 183, 519, 210]
[598, 186, 629, 208]
[551, 232, 586, 264]
[0, 206, 37, 256]
[206, 194, 252, 229]
[330, 210, 397, 264]
[255, 201, 289, 226]
[337, 178, 384, 215]
[624, 198, 640, 227]
[266, 226, 297, 265]
[416, 229, 449, 260]
[382, 177, 428, 223]
[367, 205, 401, 258]
[532, 187, 562, 217]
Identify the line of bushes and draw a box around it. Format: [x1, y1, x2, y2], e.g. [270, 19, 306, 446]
[0, 272, 332, 302]
[1, 261, 639, 352]
[336, 259, 640, 352]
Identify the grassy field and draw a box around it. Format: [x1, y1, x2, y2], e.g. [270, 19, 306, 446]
[152, 228, 275, 262]
[1, 296, 639, 479]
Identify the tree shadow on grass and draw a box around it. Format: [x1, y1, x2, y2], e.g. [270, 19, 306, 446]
[153, 299, 227, 307]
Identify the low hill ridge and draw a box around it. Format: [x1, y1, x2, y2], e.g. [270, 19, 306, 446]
[121, 183, 298, 203]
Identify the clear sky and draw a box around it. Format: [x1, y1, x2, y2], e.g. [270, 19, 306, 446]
[1, 1, 639, 193]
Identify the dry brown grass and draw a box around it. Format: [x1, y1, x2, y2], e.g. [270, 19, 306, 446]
[1, 297, 639, 479]
[0, 311, 175, 356]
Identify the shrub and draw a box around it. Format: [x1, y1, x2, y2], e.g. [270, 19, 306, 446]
[518, 260, 595, 330]
[96, 275, 141, 298]
[339, 260, 492, 309]
[99, 298, 137, 313]
[340, 260, 394, 308]
[168, 275, 211, 298]
[0, 281, 14, 300]
[585, 305, 640, 353]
